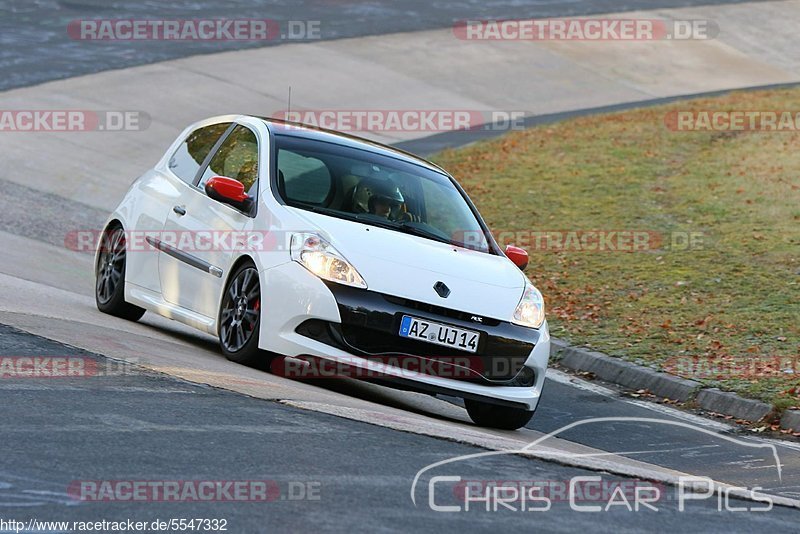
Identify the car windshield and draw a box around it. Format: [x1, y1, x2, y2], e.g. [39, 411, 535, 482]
[273, 134, 492, 253]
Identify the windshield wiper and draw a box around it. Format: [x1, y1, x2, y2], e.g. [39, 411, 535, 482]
[389, 220, 454, 246]
[399, 224, 450, 245]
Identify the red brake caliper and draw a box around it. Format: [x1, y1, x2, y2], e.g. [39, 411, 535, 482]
[251, 299, 260, 331]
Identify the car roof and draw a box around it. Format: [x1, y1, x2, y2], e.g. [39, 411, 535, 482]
[255, 116, 449, 176]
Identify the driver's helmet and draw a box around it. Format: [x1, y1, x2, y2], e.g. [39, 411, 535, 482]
[354, 177, 405, 214]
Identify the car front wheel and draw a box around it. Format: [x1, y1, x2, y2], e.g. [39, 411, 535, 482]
[218, 263, 263, 365]
[464, 398, 534, 430]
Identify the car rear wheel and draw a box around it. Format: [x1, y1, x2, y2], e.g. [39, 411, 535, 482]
[95, 226, 146, 321]
[464, 398, 534, 430]
[218, 263, 263, 365]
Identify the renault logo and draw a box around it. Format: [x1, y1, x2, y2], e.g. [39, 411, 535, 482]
[433, 281, 450, 298]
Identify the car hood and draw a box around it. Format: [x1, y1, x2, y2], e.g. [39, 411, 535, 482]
[287, 208, 527, 321]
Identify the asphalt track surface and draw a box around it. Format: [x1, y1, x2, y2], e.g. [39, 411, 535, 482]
[0, 0, 769, 91]
[1, 0, 798, 531]
[1, 325, 799, 532]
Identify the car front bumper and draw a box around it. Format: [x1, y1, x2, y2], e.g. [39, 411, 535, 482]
[259, 261, 550, 411]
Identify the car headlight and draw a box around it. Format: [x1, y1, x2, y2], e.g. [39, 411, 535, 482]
[512, 282, 545, 329]
[290, 232, 367, 289]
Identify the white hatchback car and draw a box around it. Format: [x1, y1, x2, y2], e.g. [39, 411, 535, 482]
[95, 115, 550, 429]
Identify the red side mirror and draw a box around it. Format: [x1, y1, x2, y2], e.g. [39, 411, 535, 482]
[205, 176, 248, 203]
[505, 244, 529, 270]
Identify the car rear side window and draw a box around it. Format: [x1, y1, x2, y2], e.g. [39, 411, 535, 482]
[198, 125, 260, 195]
[168, 122, 231, 184]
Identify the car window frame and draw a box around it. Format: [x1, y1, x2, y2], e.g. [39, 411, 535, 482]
[192, 122, 260, 218]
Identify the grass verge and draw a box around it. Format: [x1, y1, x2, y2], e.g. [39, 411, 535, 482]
[433, 88, 799, 412]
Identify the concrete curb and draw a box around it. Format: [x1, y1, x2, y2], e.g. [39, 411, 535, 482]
[780, 410, 800, 432]
[550, 339, 792, 430]
[552, 339, 702, 402]
[695, 389, 773, 422]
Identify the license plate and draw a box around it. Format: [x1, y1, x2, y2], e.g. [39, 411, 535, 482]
[398, 315, 480, 353]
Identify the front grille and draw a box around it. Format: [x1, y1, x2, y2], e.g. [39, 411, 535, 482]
[382, 295, 502, 326]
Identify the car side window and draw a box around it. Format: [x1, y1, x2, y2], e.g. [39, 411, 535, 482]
[198, 125, 259, 196]
[168, 122, 231, 184]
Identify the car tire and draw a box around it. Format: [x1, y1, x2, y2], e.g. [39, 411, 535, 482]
[95, 226, 146, 321]
[464, 398, 535, 430]
[218, 262, 264, 366]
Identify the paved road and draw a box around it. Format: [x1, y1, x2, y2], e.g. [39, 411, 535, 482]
[0, 0, 768, 91]
[1, 0, 798, 530]
[1, 324, 798, 532]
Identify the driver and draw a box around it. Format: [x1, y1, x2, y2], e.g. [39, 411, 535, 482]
[368, 187, 403, 218]
[363, 178, 414, 220]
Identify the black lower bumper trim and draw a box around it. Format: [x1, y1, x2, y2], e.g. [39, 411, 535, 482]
[295, 283, 540, 387]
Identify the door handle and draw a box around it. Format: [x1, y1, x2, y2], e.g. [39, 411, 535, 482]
[173, 205, 186, 216]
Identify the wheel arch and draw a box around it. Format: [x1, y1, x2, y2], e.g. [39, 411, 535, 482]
[225, 254, 258, 282]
